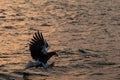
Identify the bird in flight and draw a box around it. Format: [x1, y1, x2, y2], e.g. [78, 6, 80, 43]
[25, 31, 58, 70]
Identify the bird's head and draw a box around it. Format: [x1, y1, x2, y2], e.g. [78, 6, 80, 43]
[52, 52, 58, 57]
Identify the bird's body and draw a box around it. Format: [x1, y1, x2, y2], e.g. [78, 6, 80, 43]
[25, 31, 58, 69]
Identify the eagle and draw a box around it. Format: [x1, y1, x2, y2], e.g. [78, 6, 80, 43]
[25, 31, 58, 69]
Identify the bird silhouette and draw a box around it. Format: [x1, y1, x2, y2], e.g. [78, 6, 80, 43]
[25, 31, 58, 69]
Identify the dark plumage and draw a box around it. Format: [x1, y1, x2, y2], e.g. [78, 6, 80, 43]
[28, 31, 58, 69]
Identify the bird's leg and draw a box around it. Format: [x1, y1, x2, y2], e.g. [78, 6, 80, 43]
[35, 60, 42, 64]
[34, 60, 42, 67]
[24, 60, 42, 70]
[41, 62, 49, 69]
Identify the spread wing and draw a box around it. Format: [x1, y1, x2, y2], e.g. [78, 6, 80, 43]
[29, 31, 50, 61]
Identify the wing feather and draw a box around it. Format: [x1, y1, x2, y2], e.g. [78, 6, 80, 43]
[38, 31, 41, 39]
[35, 32, 40, 40]
[40, 32, 44, 40]
[33, 35, 38, 41]
[29, 31, 49, 61]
